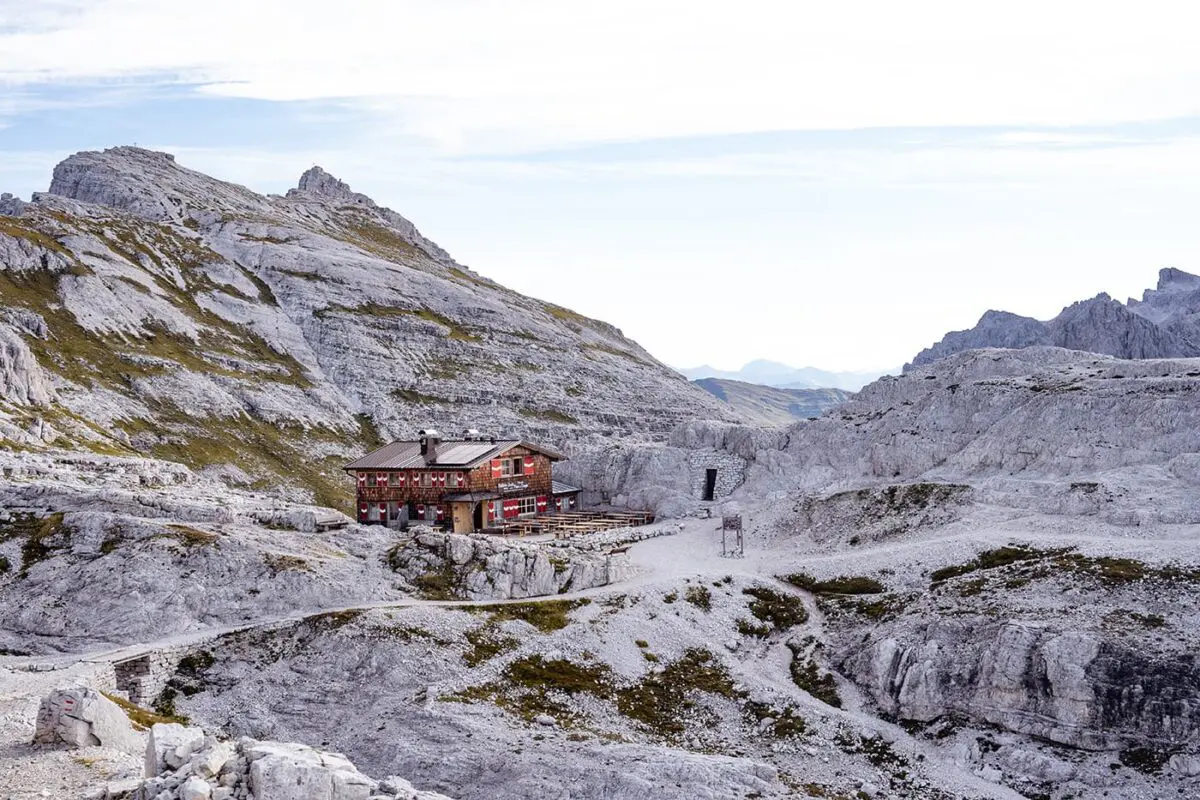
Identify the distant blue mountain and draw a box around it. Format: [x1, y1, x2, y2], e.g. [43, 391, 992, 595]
[678, 360, 893, 392]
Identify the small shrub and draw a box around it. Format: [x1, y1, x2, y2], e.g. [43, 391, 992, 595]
[1119, 746, 1174, 775]
[784, 573, 886, 595]
[662, 591, 678, 604]
[737, 618, 772, 637]
[685, 585, 712, 611]
[0, 555, 9, 574]
[635, 639, 649, 648]
[743, 586, 808, 631]
[789, 653, 842, 708]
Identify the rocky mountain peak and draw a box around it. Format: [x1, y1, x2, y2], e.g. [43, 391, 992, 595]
[909, 272, 1200, 369]
[294, 165, 356, 200]
[1155, 267, 1200, 293]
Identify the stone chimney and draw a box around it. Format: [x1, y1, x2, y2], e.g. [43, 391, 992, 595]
[419, 429, 440, 463]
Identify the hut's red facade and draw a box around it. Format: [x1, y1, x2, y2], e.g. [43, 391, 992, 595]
[344, 431, 581, 532]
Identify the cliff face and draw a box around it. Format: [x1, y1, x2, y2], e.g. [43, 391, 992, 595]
[908, 271, 1200, 369]
[0, 147, 733, 508]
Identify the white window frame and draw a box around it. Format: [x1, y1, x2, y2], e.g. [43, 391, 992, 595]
[420, 472, 433, 488]
[517, 496, 537, 516]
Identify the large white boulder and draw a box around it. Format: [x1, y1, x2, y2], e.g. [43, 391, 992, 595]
[33, 687, 143, 756]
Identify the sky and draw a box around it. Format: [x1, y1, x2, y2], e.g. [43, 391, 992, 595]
[3, 2, 1200, 372]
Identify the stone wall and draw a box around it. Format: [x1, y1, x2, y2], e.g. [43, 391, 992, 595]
[114, 643, 207, 707]
[686, 450, 747, 501]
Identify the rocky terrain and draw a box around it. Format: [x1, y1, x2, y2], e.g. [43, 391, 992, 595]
[3, 146, 1200, 800]
[908, 267, 1200, 368]
[0, 147, 733, 513]
[691, 377, 850, 425]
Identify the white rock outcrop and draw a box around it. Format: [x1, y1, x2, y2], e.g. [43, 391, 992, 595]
[134, 726, 454, 800]
[33, 687, 143, 756]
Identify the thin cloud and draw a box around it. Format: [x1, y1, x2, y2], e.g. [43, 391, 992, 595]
[2, 1, 1200, 154]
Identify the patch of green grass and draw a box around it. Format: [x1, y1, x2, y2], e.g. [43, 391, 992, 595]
[518, 407, 579, 425]
[413, 565, 459, 601]
[101, 691, 187, 730]
[464, 625, 520, 667]
[615, 648, 743, 735]
[784, 573, 886, 595]
[743, 586, 808, 631]
[930, 545, 1061, 584]
[264, 553, 312, 574]
[685, 585, 712, 611]
[304, 609, 363, 631]
[831, 594, 911, 622]
[462, 599, 591, 632]
[390, 388, 449, 405]
[17, 512, 67, 576]
[834, 729, 908, 769]
[744, 700, 807, 738]
[789, 653, 842, 708]
[930, 544, 1200, 589]
[167, 524, 219, 547]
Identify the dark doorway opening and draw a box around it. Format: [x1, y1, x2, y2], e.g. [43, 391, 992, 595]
[473, 502, 485, 530]
[702, 469, 718, 501]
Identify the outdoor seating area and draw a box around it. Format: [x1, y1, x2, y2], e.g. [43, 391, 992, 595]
[484, 509, 655, 538]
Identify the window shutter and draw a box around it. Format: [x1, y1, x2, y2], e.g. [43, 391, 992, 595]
[358, 503, 368, 519]
[491, 459, 502, 478]
[356, 473, 366, 486]
[397, 473, 406, 487]
[524, 456, 535, 473]
[416, 504, 425, 515]
[376, 472, 387, 486]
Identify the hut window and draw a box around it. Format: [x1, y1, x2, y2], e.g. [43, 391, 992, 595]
[366, 473, 377, 487]
[502, 457, 525, 477]
[517, 496, 537, 515]
[420, 472, 433, 488]
[447, 472, 462, 488]
[388, 473, 402, 487]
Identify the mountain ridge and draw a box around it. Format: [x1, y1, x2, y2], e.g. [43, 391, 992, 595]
[0, 146, 734, 510]
[907, 268, 1200, 369]
[678, 360, 889, 391]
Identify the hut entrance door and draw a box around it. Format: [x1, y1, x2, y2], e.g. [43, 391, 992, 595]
[702, 469, 718, 501]
[473, 502, 485, 530]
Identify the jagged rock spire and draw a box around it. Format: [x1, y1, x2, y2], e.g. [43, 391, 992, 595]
[295, 166, 355, 200]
